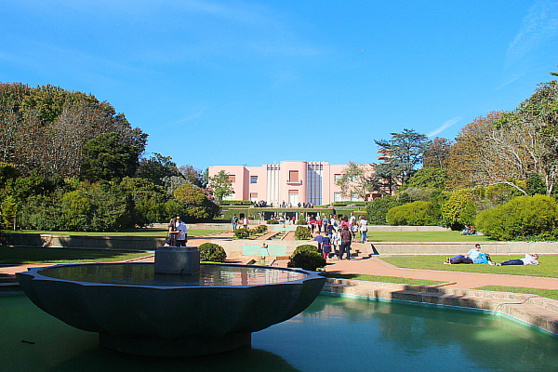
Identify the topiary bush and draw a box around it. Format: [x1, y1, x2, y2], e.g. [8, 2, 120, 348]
[296, 218, 307, 225]
[254, 225, 268, 234]
[366, 195, 403, 225]
[475, 195, 558, 241]
[233, 228, 250, 239]
[267, 219, 279, 224]
[386, 201, 439, 226]
[294, 226, 312, 240]
[287, 244, 326, 271]
[198, 243, 227, 262]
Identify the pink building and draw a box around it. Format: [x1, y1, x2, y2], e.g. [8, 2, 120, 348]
[208, 161, 380, 206]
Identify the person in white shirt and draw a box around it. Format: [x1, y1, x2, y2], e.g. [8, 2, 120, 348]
[175, 216, 188, 246]
[495, 253, 539, 266]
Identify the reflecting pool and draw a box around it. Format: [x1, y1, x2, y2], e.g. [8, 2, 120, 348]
[1, 294, 557, 371]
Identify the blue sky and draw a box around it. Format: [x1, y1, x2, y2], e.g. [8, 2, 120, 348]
[1, 1, 557, 170]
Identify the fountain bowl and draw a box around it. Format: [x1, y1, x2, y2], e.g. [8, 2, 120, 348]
[16, 262, 326, 357]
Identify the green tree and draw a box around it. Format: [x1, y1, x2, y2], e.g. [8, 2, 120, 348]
[208, 170, 234, 202]
[80, 132, 140, 182]
[374, 129, 431, 190]
[137, 153, 182, 186]
[441, 189, 477, 229]
[399, 167, 447, 191]
[173, 184, 219, 222]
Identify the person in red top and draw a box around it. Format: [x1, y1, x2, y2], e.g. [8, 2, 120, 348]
[339, 225, 352, 260]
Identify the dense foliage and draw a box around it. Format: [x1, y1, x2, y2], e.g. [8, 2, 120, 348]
[475, 195, 558, 241]
[386, 201, 439, 226]
[294, 226, 312, 240]
[198, 243, 227, 262]
[287, 244, 326, 271]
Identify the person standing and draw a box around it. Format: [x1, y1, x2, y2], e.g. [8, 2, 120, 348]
[242, 216, 249, 229]
[175, 216, 188, 246]
[359, 216, 368, 243]
[231, 214, 239, 230]
[166, 217, 178, 246]
[339, 225, 352, 260]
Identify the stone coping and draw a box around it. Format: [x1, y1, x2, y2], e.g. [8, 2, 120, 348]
[322, 278, 558, 337]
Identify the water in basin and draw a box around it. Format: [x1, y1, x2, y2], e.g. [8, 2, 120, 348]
[39, 263, 307, 286]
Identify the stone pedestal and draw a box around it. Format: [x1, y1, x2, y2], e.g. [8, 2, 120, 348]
[154, 246, 200, 275]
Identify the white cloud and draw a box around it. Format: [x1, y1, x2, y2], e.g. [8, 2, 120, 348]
[505, 0, 558, 69]
[427, 117, 462, 137]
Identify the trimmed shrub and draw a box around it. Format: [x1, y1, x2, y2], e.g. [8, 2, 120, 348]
[254, 225, 268, 234]
[386, 201, 439, 226]
[296, 218, 307, 225]
[287, 245, 326, 271]
[366, 195, 403, 225]
[198, 243, 227, 262]
[475, 195, 558, 241]
[294, 226, 312, 240]
[267, 219, 279, 224]
[233, 228, 250, 239]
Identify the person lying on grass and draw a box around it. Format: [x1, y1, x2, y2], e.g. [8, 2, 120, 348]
[492, 253, 539, 266]
[445, 244, 492, 264]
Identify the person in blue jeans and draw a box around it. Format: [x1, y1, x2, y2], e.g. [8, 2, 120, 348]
[494, 253, 539, 266]
[339, 225, 352, 260]
[446, 244, 488, 264]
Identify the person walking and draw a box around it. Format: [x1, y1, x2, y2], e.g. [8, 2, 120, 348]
[358, 215, 368, 243]
[339, 225, 352, 260]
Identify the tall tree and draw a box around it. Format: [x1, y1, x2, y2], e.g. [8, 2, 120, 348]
[137, 153, 181, 186]
[80, 133, 140, 182]
[423, 137, 453, 168]
[179, 164, 207, 188]
[374, 129, 430, 188]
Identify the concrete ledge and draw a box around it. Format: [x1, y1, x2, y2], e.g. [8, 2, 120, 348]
[322, 279, 558, 336]
[367, 241, 558, 255]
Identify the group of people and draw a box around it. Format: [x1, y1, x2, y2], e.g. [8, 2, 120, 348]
[164, 216, 188, 246]
[230, 214, 249, 230]
[446, 244, 540, 266]
[311, 213, 369, 260]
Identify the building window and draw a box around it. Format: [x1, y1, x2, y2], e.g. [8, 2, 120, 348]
[250, 176, 258, 184]
[334, 174, 341, 182]
[288, 170, 299, 182]
[351, 193, 359, 201]
[250, 193, 258, 201]
[334, 192, 342, 202]
[228, 175, 236, 183]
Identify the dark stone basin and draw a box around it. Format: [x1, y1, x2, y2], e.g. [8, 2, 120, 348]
[16, 263, 326, 357]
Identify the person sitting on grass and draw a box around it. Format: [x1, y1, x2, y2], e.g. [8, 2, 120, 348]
[445, 244, 492, 264]
[493, 253, 539, 266]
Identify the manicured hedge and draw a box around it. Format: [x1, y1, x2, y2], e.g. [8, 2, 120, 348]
[475, 195, 558, 241]
[198, 243, 227, 262]
[287, 244, 326, 271]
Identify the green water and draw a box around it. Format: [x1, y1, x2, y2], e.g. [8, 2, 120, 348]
[1, 294, 557, 371]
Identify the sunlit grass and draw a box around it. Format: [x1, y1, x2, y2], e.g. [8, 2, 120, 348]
[369, 230, 492, 242]
[380, 255, 558, 278]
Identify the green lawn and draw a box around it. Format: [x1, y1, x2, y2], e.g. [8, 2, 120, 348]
[476, 286, 558, 301]
[3, 228, 226, 238]
[369, 230, 491, 242]
[380, 255, 558, 278]
[322, 272, 443, 286]
[0, 247, 150, 264]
